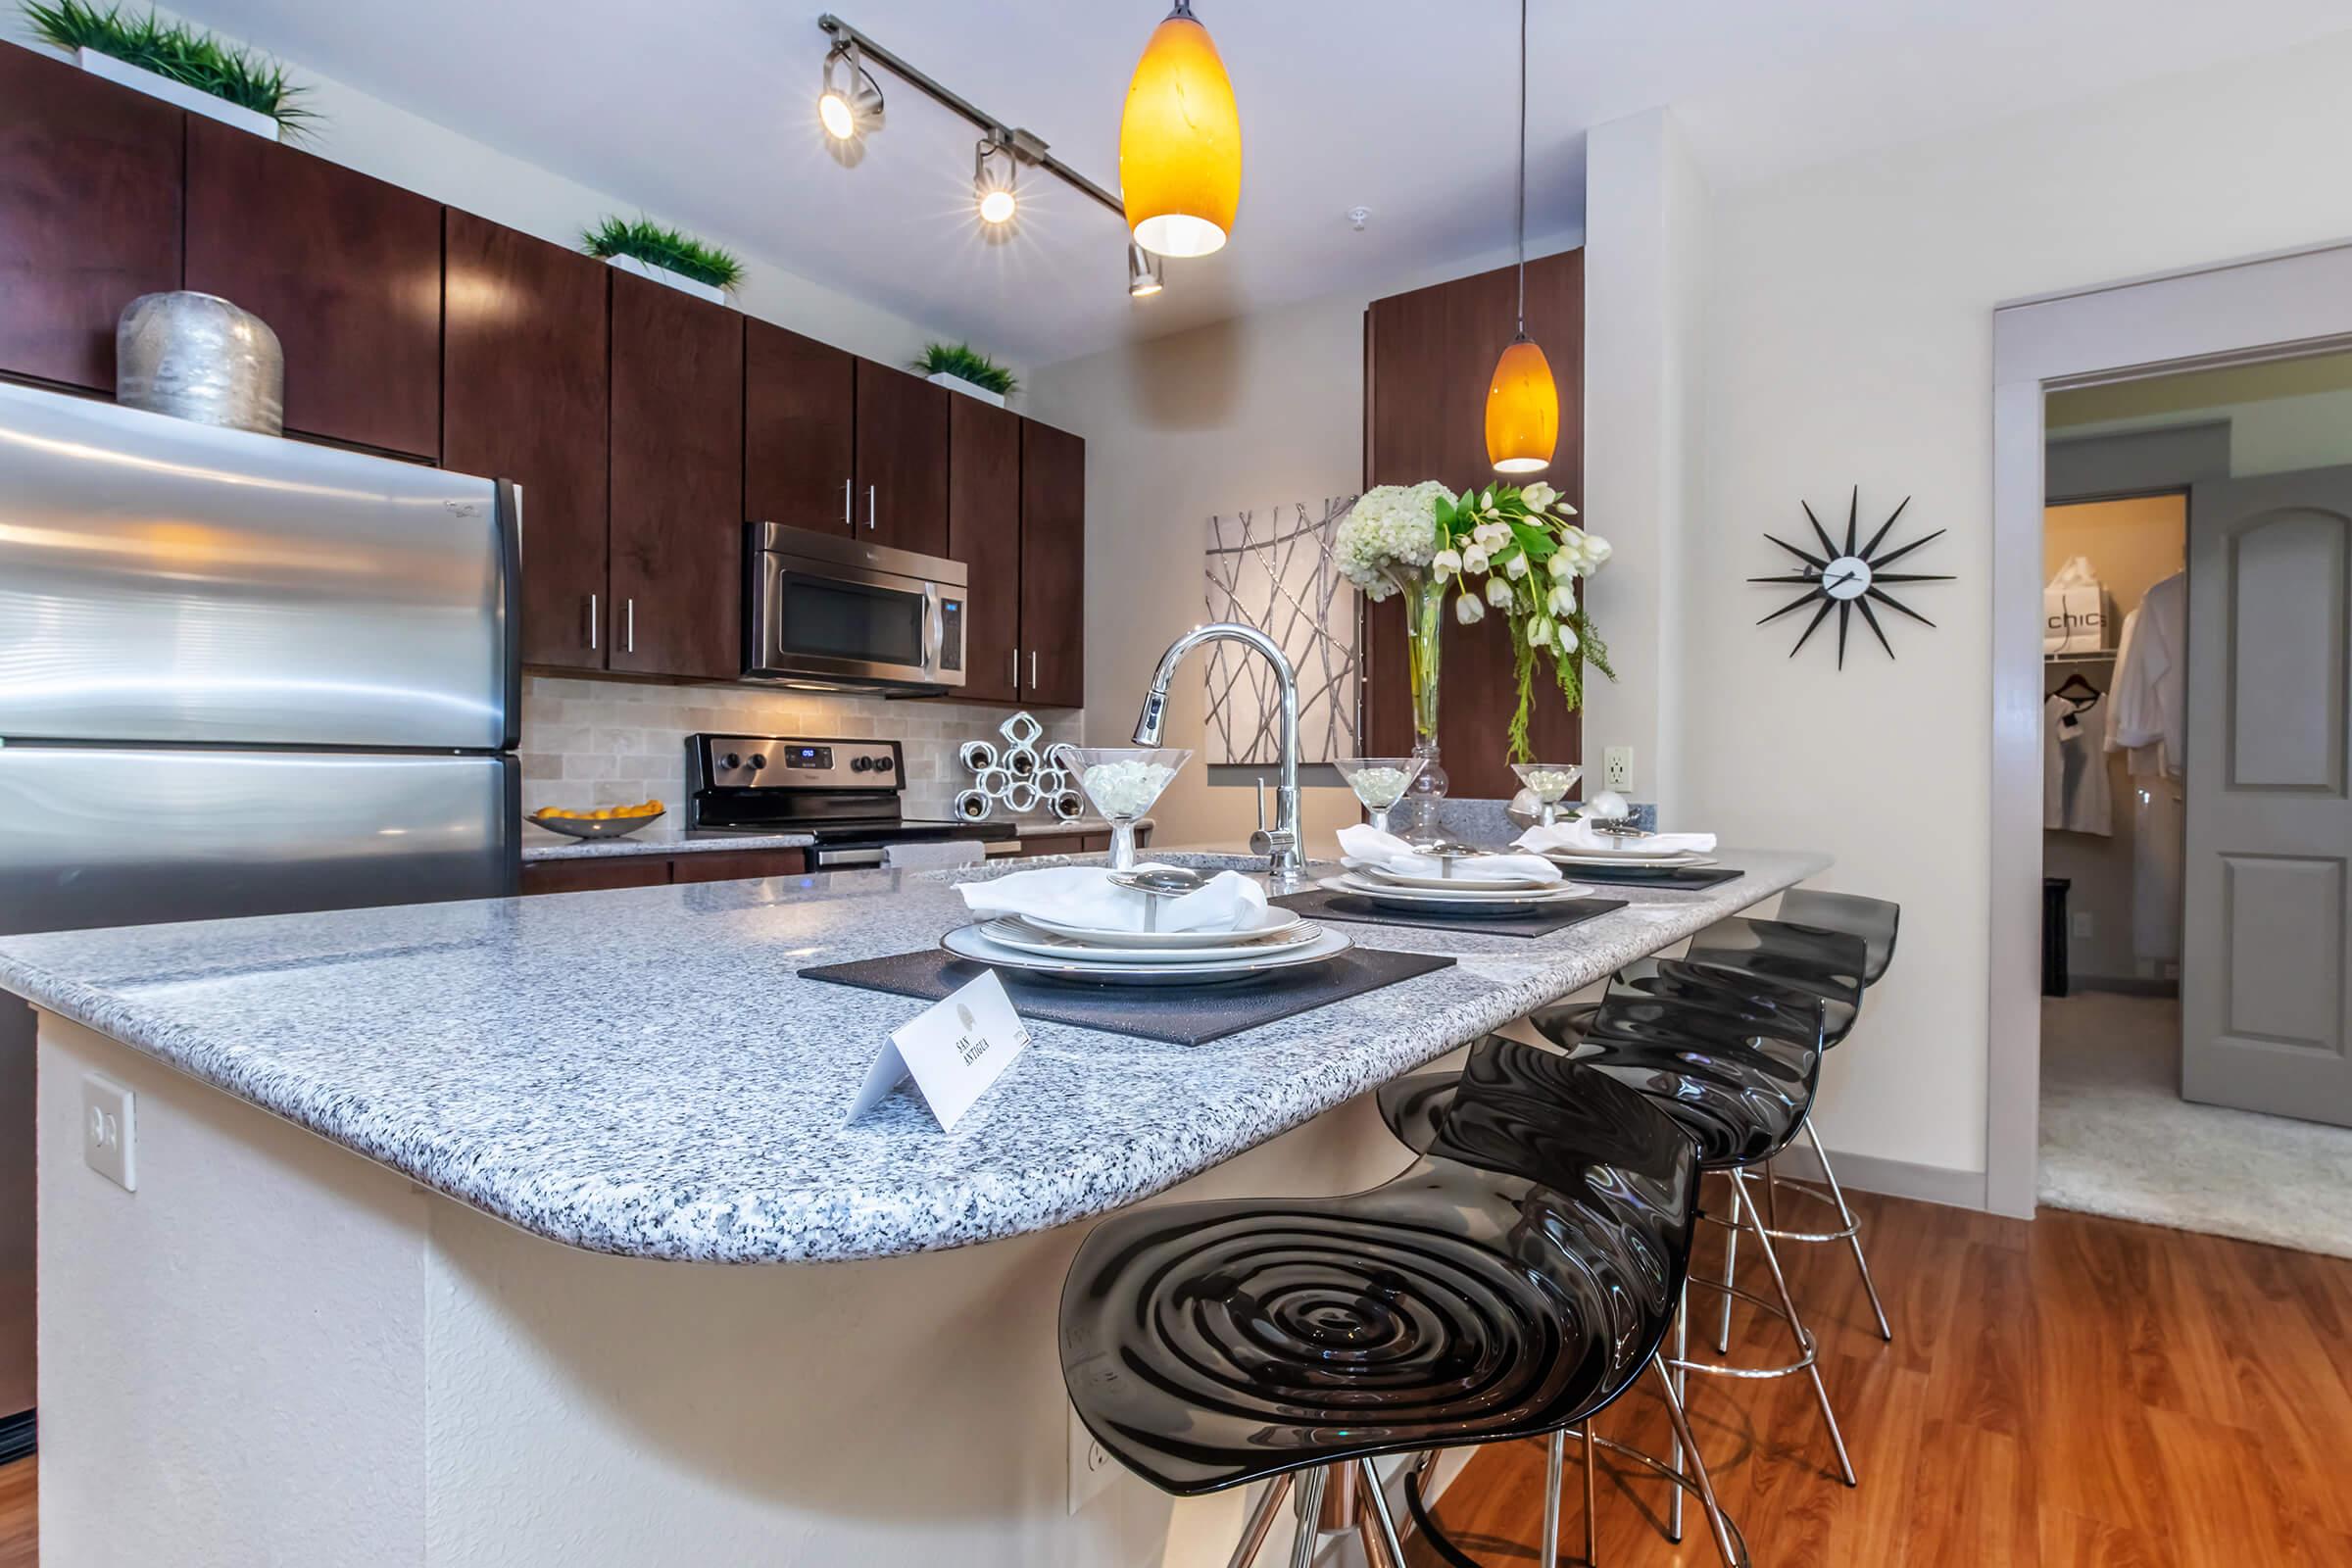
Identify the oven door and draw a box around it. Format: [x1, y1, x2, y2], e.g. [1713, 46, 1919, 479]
[751, 552, 963, 690]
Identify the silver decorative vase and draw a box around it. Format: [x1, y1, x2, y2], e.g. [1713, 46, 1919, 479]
[116, 291, 284, 435]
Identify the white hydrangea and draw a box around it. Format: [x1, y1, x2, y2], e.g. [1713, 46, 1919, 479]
[1335, 481, 1451, 597]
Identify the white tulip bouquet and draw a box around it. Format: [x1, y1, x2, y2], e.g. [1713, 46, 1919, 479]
[1336, 479, 1615, 760]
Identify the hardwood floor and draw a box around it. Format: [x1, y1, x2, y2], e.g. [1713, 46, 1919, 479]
[1408, 1190, 2352, 1567]
[1, 1197, 2345, 1566]
[0, 1457, 30, 1568]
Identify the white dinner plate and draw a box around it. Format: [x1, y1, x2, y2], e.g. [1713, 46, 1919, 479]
[1323, 873, 1593, 911]
[980, 917, 1321, 964]
[1346, 857, 1564, 892]
[942, 921, 1353, 986]
[1016, 906, 1307, 949]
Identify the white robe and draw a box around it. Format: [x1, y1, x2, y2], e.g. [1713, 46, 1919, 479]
[2106, 571, 2186, 779]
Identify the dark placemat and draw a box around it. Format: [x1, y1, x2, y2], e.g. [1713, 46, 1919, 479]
[798, 946, 1456, 1047]
[1553, 863, 1745, 890]
[1272, 889, 1627, 939]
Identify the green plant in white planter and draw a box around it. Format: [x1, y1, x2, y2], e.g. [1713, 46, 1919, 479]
[23, 1, 315, 140]
[911, 342, 1016, 406]
[582, 217, 743, 306]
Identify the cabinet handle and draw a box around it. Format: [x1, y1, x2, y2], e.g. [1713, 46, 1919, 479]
[625, 598, 635, 654]
[1010, 646, 1019, 688]
[1030, 650, 1039, 689]
[866, 484, 877, 531]
[842, 477, 853, 529]
[587, 592, 598, 652]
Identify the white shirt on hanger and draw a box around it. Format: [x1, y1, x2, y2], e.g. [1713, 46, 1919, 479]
[2044, 693, 2113, 836]
[2107, 570, 2185, 778]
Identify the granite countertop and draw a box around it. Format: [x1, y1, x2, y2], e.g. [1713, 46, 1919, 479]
[0, 848, 1827, 1265]
[520, 817, 1142, 861]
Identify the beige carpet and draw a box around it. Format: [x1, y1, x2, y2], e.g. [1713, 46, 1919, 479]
[2038, 991, 2352, 1258]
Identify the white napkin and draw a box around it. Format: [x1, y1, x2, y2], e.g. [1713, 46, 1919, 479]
[956, 863, 1269, 933]
[1513, 819, 1719, 855]
[1336, 824, 1563, 883]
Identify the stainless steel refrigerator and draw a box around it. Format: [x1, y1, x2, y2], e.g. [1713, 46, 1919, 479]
[0, 379, 523, 1457]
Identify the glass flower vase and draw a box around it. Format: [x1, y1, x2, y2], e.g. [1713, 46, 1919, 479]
[1391, 575, 1449, 843]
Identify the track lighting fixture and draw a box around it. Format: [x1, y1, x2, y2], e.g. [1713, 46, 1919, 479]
[814, 14, 1171, 301]
[1126, 241, 1164, 298]
[818, 39, 884, 143]
[974, 137, 1018, 226]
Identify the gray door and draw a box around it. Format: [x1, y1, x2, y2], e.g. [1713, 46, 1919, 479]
[2181, 466, 2352, 1125]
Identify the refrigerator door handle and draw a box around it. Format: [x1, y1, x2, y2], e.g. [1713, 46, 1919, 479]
[494, 480, 523, 751]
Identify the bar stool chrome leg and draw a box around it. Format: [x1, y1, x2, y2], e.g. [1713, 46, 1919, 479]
[1668, 1280, 1690, 1543]
[1582, 1422, 1598, 1564]
[1715, 1176, 1740, 1354]
[1651, 1355, 1745, 1568]
[1227, 1474, 1292, 1568]
[1804, 1115, 1892, 1341]
[1286, 1466, 1326, 1568]
[1541, 1429, 1565, 1568]
[1731, 1167, 1857, 1487]
[1357, 1457, 1410, 1568]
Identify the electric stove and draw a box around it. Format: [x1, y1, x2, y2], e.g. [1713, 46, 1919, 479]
[684, 733, 1017, 868]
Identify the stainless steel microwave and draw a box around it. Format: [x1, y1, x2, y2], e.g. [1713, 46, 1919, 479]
[744, 522, 966, 692]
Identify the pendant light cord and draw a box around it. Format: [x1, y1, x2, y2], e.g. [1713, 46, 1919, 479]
[1514, 0, 1528, 336]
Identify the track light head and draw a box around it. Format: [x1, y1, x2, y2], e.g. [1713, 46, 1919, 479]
[819, 41, 884, 142]
[974, 137, 1019, 226]
[1126, 241, 1164, 298]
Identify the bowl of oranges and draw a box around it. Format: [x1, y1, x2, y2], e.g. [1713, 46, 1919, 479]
[528, 800, 665, 840]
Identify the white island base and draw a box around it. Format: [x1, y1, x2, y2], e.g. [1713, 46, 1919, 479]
[37, 1011, 1472, 1568]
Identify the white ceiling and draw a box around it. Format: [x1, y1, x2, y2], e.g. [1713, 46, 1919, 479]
[162, 0, 2352, 368]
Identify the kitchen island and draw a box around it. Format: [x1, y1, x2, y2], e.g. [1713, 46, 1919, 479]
[1, 848, 1827, 1566]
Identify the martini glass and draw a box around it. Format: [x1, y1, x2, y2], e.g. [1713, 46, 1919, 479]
[1332, 756, 1427, 836]
[1071, 747, 1191, 871]
[1510, 761, 1584, 828]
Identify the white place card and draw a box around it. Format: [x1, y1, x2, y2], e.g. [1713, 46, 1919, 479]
[844, 969, 1033, 1131]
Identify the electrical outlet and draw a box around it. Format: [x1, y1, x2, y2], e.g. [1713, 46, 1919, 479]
[1068, 1401, 1116, 1515]
[1603, 747, 1635, 792]
[2071, 911, 2094, 940]
[82, 1073, 135, 1192]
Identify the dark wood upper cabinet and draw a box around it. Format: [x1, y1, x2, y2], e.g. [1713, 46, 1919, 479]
[1362, 249, 1584, 799]
[1019, 417, 1086, 710]
[607, 271, 742, 681]
[184, 117, 443, 458]
[854, 361, 949, 558]
[443, 210, 610, 671]
[745, 319, 856, 536]
[949, 397, 1021, 703]
[0, 43, 184, 392]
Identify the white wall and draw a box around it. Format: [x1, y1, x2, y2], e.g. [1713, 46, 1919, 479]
[1028, 233, 1583, 854]
[1679, 29, 2352, 1179]
[1582, 109, 1706, 811]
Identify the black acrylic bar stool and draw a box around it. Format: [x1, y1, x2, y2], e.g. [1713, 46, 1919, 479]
[1674, 893, 1902, 1347]
[1375, 974, 1846, 1551]
[1060, 1038, 1746, 1568]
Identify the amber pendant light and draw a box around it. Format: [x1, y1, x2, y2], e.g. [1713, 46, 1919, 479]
[1486, 0, 1556, 474]
[1118, 1, 1242, 259]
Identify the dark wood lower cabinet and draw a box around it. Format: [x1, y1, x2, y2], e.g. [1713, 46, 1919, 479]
[519, 858, 671, 896]
[1016, 830, 1124, 858]
[520, 848, 810, 895]
[608, 271, 743, 680]
[0, 42, 183, 392]
[1362, 250, 1585, 800]
[669, 850, 810, 884]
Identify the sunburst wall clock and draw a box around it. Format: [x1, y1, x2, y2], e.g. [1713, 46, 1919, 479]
[1752, 488, 1953, 667]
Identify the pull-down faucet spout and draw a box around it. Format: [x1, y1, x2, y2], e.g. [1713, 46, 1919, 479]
[1133, 623, 1307, 892]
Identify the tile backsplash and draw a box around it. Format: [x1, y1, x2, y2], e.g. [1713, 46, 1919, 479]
[518, 676, 1085, 823]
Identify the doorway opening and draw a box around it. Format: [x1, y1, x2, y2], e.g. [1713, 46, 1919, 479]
[2030, 353, 2352, 1257]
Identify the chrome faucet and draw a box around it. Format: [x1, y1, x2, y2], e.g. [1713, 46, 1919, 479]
[1134, 623, 1309, 892]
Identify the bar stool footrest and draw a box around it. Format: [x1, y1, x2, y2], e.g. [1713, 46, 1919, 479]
[1398, 1436, 1754, 1568]
[1752, 1174, 1861, 1244]
[1673, 1277, 1819, 1380]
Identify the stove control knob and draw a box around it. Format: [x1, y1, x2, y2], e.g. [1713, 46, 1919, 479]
[871, 755, 894, 774]
[746, 754, 766, 772]
[850, 756, 873, 773]
[721, 753, 742, 770]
